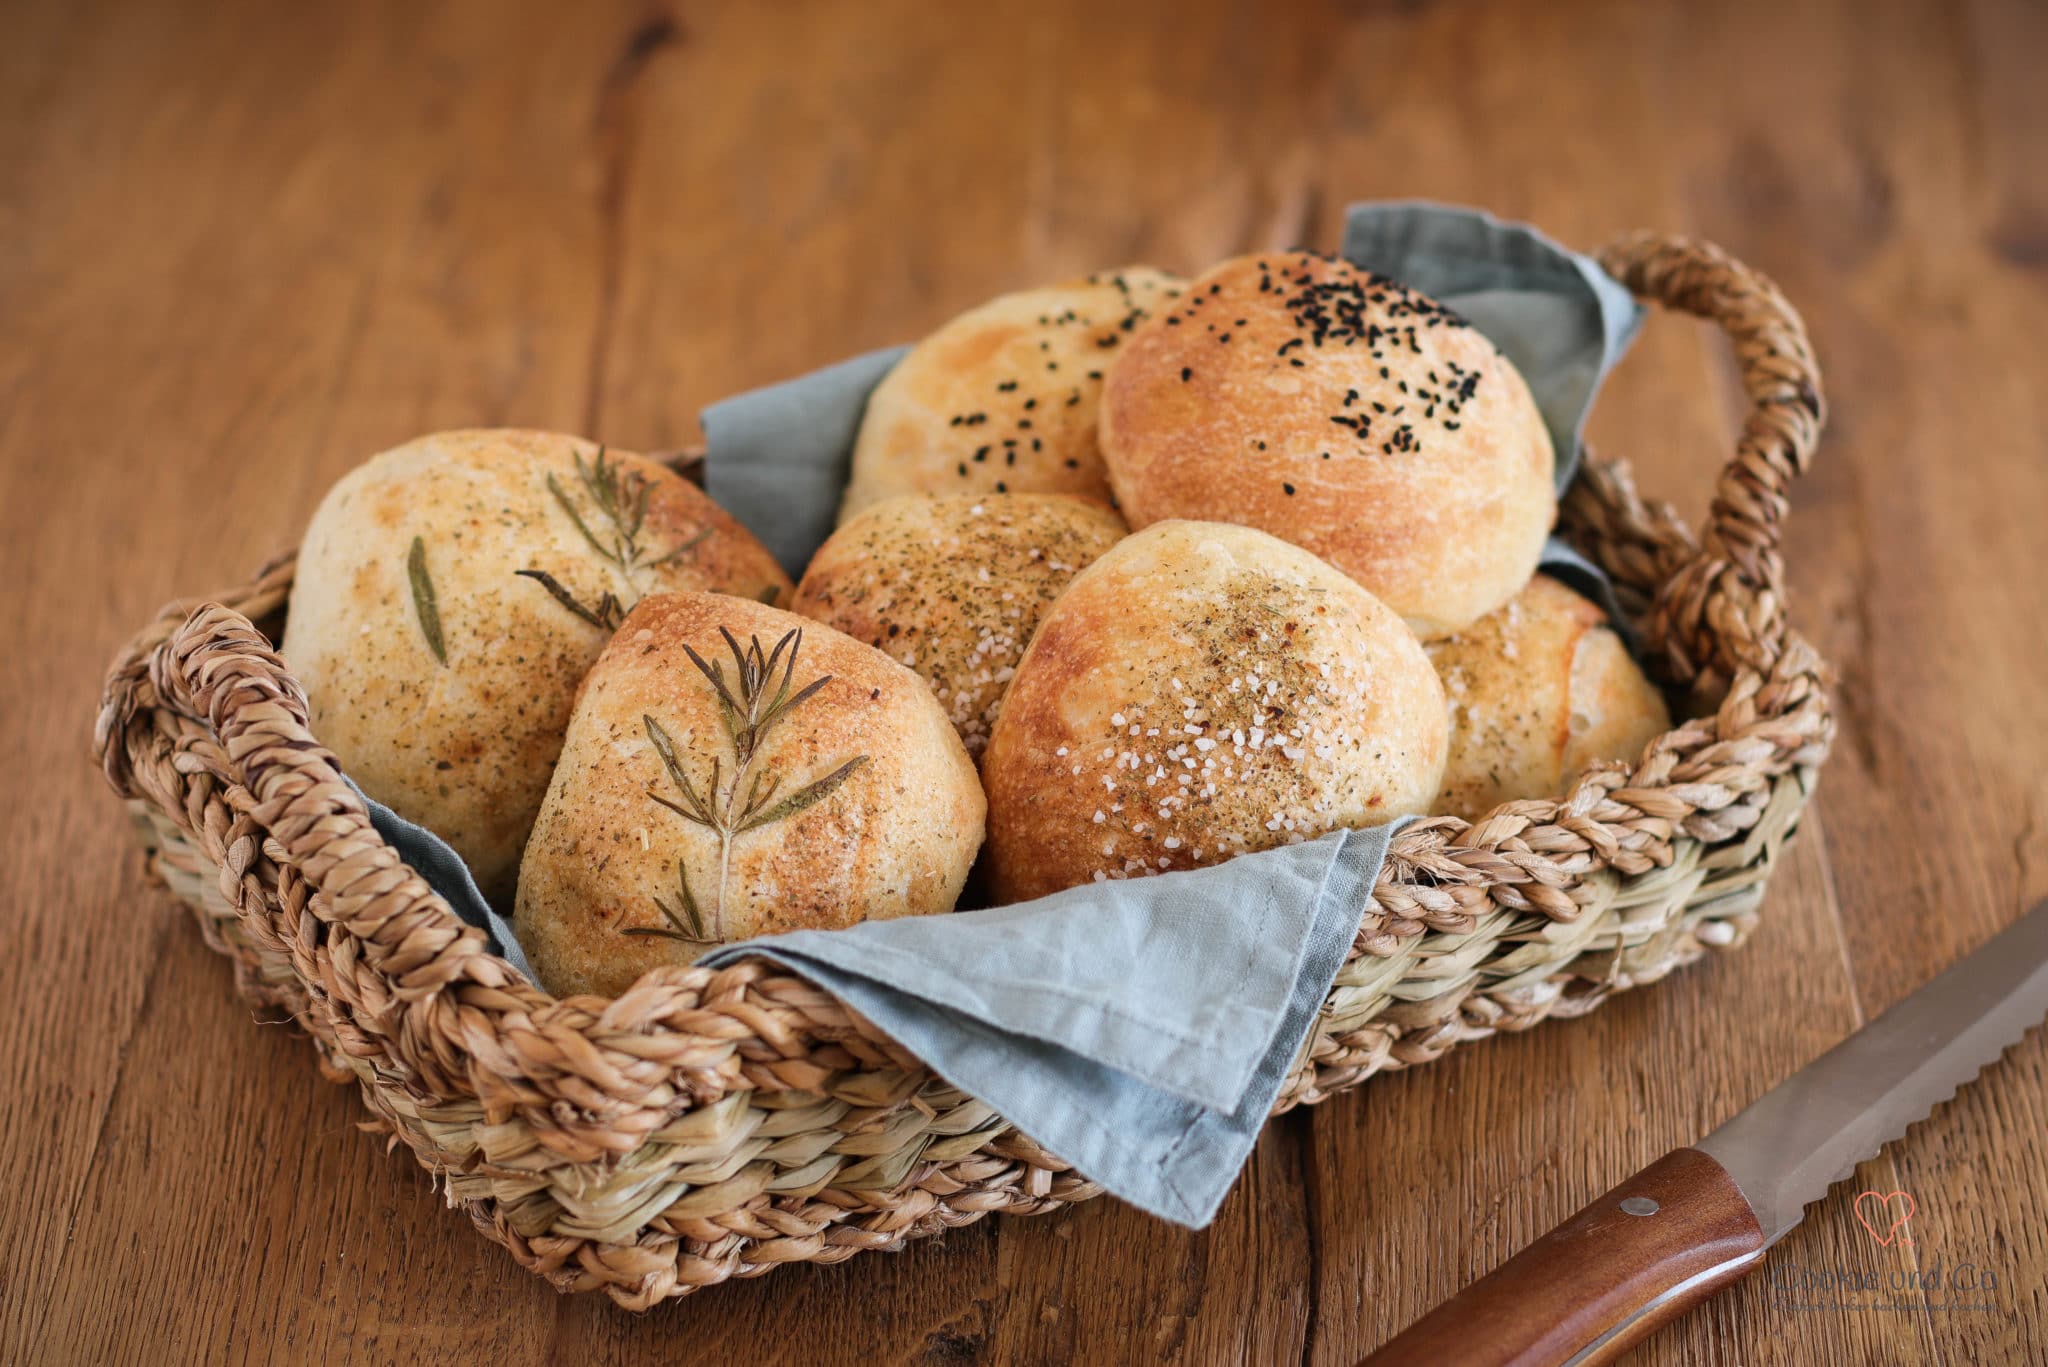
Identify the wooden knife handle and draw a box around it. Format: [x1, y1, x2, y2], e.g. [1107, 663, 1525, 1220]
[1360, 1148, 1768, 1367]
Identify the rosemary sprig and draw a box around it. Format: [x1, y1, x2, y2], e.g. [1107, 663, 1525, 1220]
[622, 860, 710, 942]
[630, 627, 869, 944]
[523, 447, 712, 632]
[548, 447, 710, 582]
[514, 569, 627, 631]
[407, 536, 447, 664]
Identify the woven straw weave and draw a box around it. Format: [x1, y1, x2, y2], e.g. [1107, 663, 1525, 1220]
[94, 232, 1831, 1308]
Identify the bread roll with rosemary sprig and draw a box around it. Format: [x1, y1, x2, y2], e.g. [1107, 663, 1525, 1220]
[839, 267, 1185, 520]
[1428, 574, 1671, 822]
[980, 520, 1447, 904]
[792, 493, 1127, 757]
[283, 430, 790, 905]
[1099, 251, 1556, 638]
[516, 593, 984, 997]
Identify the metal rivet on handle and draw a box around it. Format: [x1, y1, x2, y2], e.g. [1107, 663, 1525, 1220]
[1619, 1197, 1660, 1217]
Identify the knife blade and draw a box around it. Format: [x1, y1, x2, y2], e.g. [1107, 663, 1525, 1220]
[1360, 896, 2048, 1367]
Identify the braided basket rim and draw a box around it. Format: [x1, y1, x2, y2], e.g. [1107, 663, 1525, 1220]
[91, 230, 1834, 1306]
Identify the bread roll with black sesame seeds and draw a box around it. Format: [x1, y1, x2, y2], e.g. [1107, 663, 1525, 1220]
[839, 268, 1185, 520]
[792, 493, 1128, 758]
[979, 520, 1447, 903]
[515, 593, 984, 997]
[1099, 251, 1555, 638]
[282, 430, 791, 905]
[1428, 574, 1670, 823]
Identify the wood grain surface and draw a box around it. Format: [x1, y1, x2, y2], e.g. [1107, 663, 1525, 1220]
[3, 0, 2043, 1362]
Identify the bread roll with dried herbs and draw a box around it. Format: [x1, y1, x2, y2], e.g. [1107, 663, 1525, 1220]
[980, 520, 1446, 903]
[1099, 251, 1555, 638]
[839, 268, 1184, 519]
[516, 593, 985, 997]
[282, 430, 790, 905]
[792, 493, 1127, 757]
[1428, 574, 1671, 822]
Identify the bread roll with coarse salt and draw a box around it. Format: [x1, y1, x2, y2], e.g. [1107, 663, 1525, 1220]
[1428, 574, 1671, 822]
[839, 268, 1185, 520]
[282, 430, 790, 905]
[792, 493, 1128, 757]
[980, 520, 1447, 903]
[1099, 251, 1556, 638]
[515, 593, 985, 998]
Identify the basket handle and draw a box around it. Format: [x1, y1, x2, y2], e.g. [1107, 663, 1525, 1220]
[1596, 232, 1825, 685]
[122, 602, 540, 1020]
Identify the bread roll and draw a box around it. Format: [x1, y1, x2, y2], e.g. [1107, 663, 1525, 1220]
[1428, 574, 1671, 821]
[1099, 251, 1555, 638]
[283, 430, 790, 904]
[792, 493, 1128, 757]
[840, 268, 1184, 520]
[980, 520, 1447, 903]
[515, 593, 985, 997]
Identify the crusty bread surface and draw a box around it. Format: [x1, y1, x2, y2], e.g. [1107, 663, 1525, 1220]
[1099, 251, 1555, 638]
[792, 492, 1128, 757]
[980, 519, 1447, 903]
[1427, 574, 1671, 822]
[282, 429, 790, 904]
[516, 592, 984, 997]
[841, 268, 1184, 519]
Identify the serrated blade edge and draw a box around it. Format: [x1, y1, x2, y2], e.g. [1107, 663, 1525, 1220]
[1697, 897, 2048, 1244]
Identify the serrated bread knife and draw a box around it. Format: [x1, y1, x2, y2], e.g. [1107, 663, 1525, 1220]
[1361, 896, 2048, 1366]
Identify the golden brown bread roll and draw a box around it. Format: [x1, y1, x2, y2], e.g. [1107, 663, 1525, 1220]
[791, 493, 1128, 757]
[282, 430, 790, 904]
[839, 268, 1184, 520]
[1099, 251, 1555, 638]
[515, 592, 985, 997]
[1428, 574, 1671, 822]
[980, 520, 1447, 903]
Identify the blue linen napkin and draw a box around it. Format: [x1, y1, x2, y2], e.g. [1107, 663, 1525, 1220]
[701, 825, 1401, 1226]
[361, 202, 1644, 1227]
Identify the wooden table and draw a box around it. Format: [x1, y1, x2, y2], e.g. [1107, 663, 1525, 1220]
[5, 0, 2044, 1360]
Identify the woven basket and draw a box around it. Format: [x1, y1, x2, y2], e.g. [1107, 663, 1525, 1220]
[94, 232, 1831, 1308]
